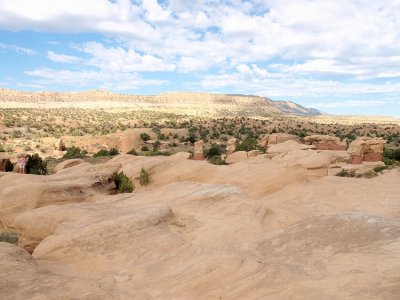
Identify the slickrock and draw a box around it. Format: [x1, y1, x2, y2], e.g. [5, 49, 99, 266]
[0, 150, 399, 299]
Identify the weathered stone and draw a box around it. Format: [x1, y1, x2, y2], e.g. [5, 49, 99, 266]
[347, 137, 386, 164]
[304, 135, 347, 151]
[225, 151, 248, 164]
[193, 140, 204, 160]
[226, 138, 237, 156]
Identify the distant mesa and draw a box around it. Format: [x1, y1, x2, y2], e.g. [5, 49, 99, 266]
[0, 88, 322, 117]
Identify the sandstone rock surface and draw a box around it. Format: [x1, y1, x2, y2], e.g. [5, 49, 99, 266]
[0, 151, 399, 299]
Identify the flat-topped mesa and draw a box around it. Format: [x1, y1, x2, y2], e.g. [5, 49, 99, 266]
[261, 133, 299, 150]
[347, 137, 386, 164]
[304, 135, 347, 151]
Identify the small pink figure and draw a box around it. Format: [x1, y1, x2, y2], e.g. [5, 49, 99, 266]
[18, 154, 27, 174]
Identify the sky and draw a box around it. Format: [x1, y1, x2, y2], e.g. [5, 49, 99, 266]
[0, 0, 400, 116]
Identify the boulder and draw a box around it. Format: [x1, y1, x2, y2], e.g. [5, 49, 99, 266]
[304, 135, 347, 151]
[226, 151, 248, 164]
[347, 137, 386, 164]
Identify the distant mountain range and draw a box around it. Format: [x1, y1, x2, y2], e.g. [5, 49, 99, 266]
[0, 88, 322, 117]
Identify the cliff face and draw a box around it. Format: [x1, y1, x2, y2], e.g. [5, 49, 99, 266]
[0, 88, 321, 117]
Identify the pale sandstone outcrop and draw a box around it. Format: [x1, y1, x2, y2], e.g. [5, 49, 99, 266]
[226, 138, 237, 156]
[347, 137, 386, 164]
[247, 150, 259, 157]
[261, 133, 299, 149]
[225, 151, 248, 164]
[54, 158, 85, 173]
[1, 152, 400, 299]
[193, 140, 204, 160]
[266, 140, 315, 156]
[304, 134, 347, 151]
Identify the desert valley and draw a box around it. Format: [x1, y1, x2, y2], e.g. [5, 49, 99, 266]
[1, 89, 400, 299]
[1, 1, 400, 299]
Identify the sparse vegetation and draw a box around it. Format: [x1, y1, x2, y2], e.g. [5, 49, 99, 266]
[26, 153, 48, 175]
[63, 146, 87, 159]
[113, 171, 134, 193]
[139, 167, 150, 186]
[93, 148, 119, 157]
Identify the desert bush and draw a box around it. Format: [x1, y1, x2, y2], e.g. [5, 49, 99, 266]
[383, 147, 400, 161]
[143, 150, 171, 157]
[140, 132, 151, 142]
[364, 170, 378, 178]
[26, 154, 48, 175]
[113, 171, 134, 193]
[235, 137, 258, 152]
[208, 155, 227, 165]
[5, 160, 13, 172]
[63, 146, 87, 159]
[204, 144, 224, 159]
[141, 145, 149, 151]
[127, 148, 138, 155]
[0, 230, 18, 245]
[139, 167, 150, 186]
[336, 169, 357, 177]
[109, 147, 119, 156]
[93, 148, 119, 157]
[373, 165, 388, 173]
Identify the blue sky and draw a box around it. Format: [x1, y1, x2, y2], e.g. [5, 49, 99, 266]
[0, 0, 400, 116]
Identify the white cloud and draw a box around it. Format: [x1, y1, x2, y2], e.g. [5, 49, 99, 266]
[47, 51, 81, 64]
[200, 63, 400, 98]
[0, 42, 37, 55]
[1, 0, 400, 112]
[25, 68, 167, 90]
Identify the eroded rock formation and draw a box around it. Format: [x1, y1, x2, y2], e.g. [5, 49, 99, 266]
[347, 137, 386, 164]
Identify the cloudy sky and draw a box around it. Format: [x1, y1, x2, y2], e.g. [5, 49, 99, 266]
[0, 0, 400, 116]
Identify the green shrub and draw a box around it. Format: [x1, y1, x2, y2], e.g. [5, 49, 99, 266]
[383, 147, 400, 161]
[93, 147, 119, 157]
[26, 154, 48, 175]
[63, 146, 87, 159]
[336, 169, 356, 177]
[127, 148, 138, 155]
[209, 155, 227, 165]
[113, 171, 134, 193]
[5, 160, 13, 172]
[235, 137, 258, 152]
[139, 167, 150, 186]
[109, 148, 119, 156]
[143, 150, 171, 157]
[373, 165, 388, 173]
[204, 144, 224, 159]
[140, 132, 151, 142]
[364, 170, 378, 179]
[141, 145, 149, 151]
[93, 149, 110, 157]
[0, 230, 18, 245]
